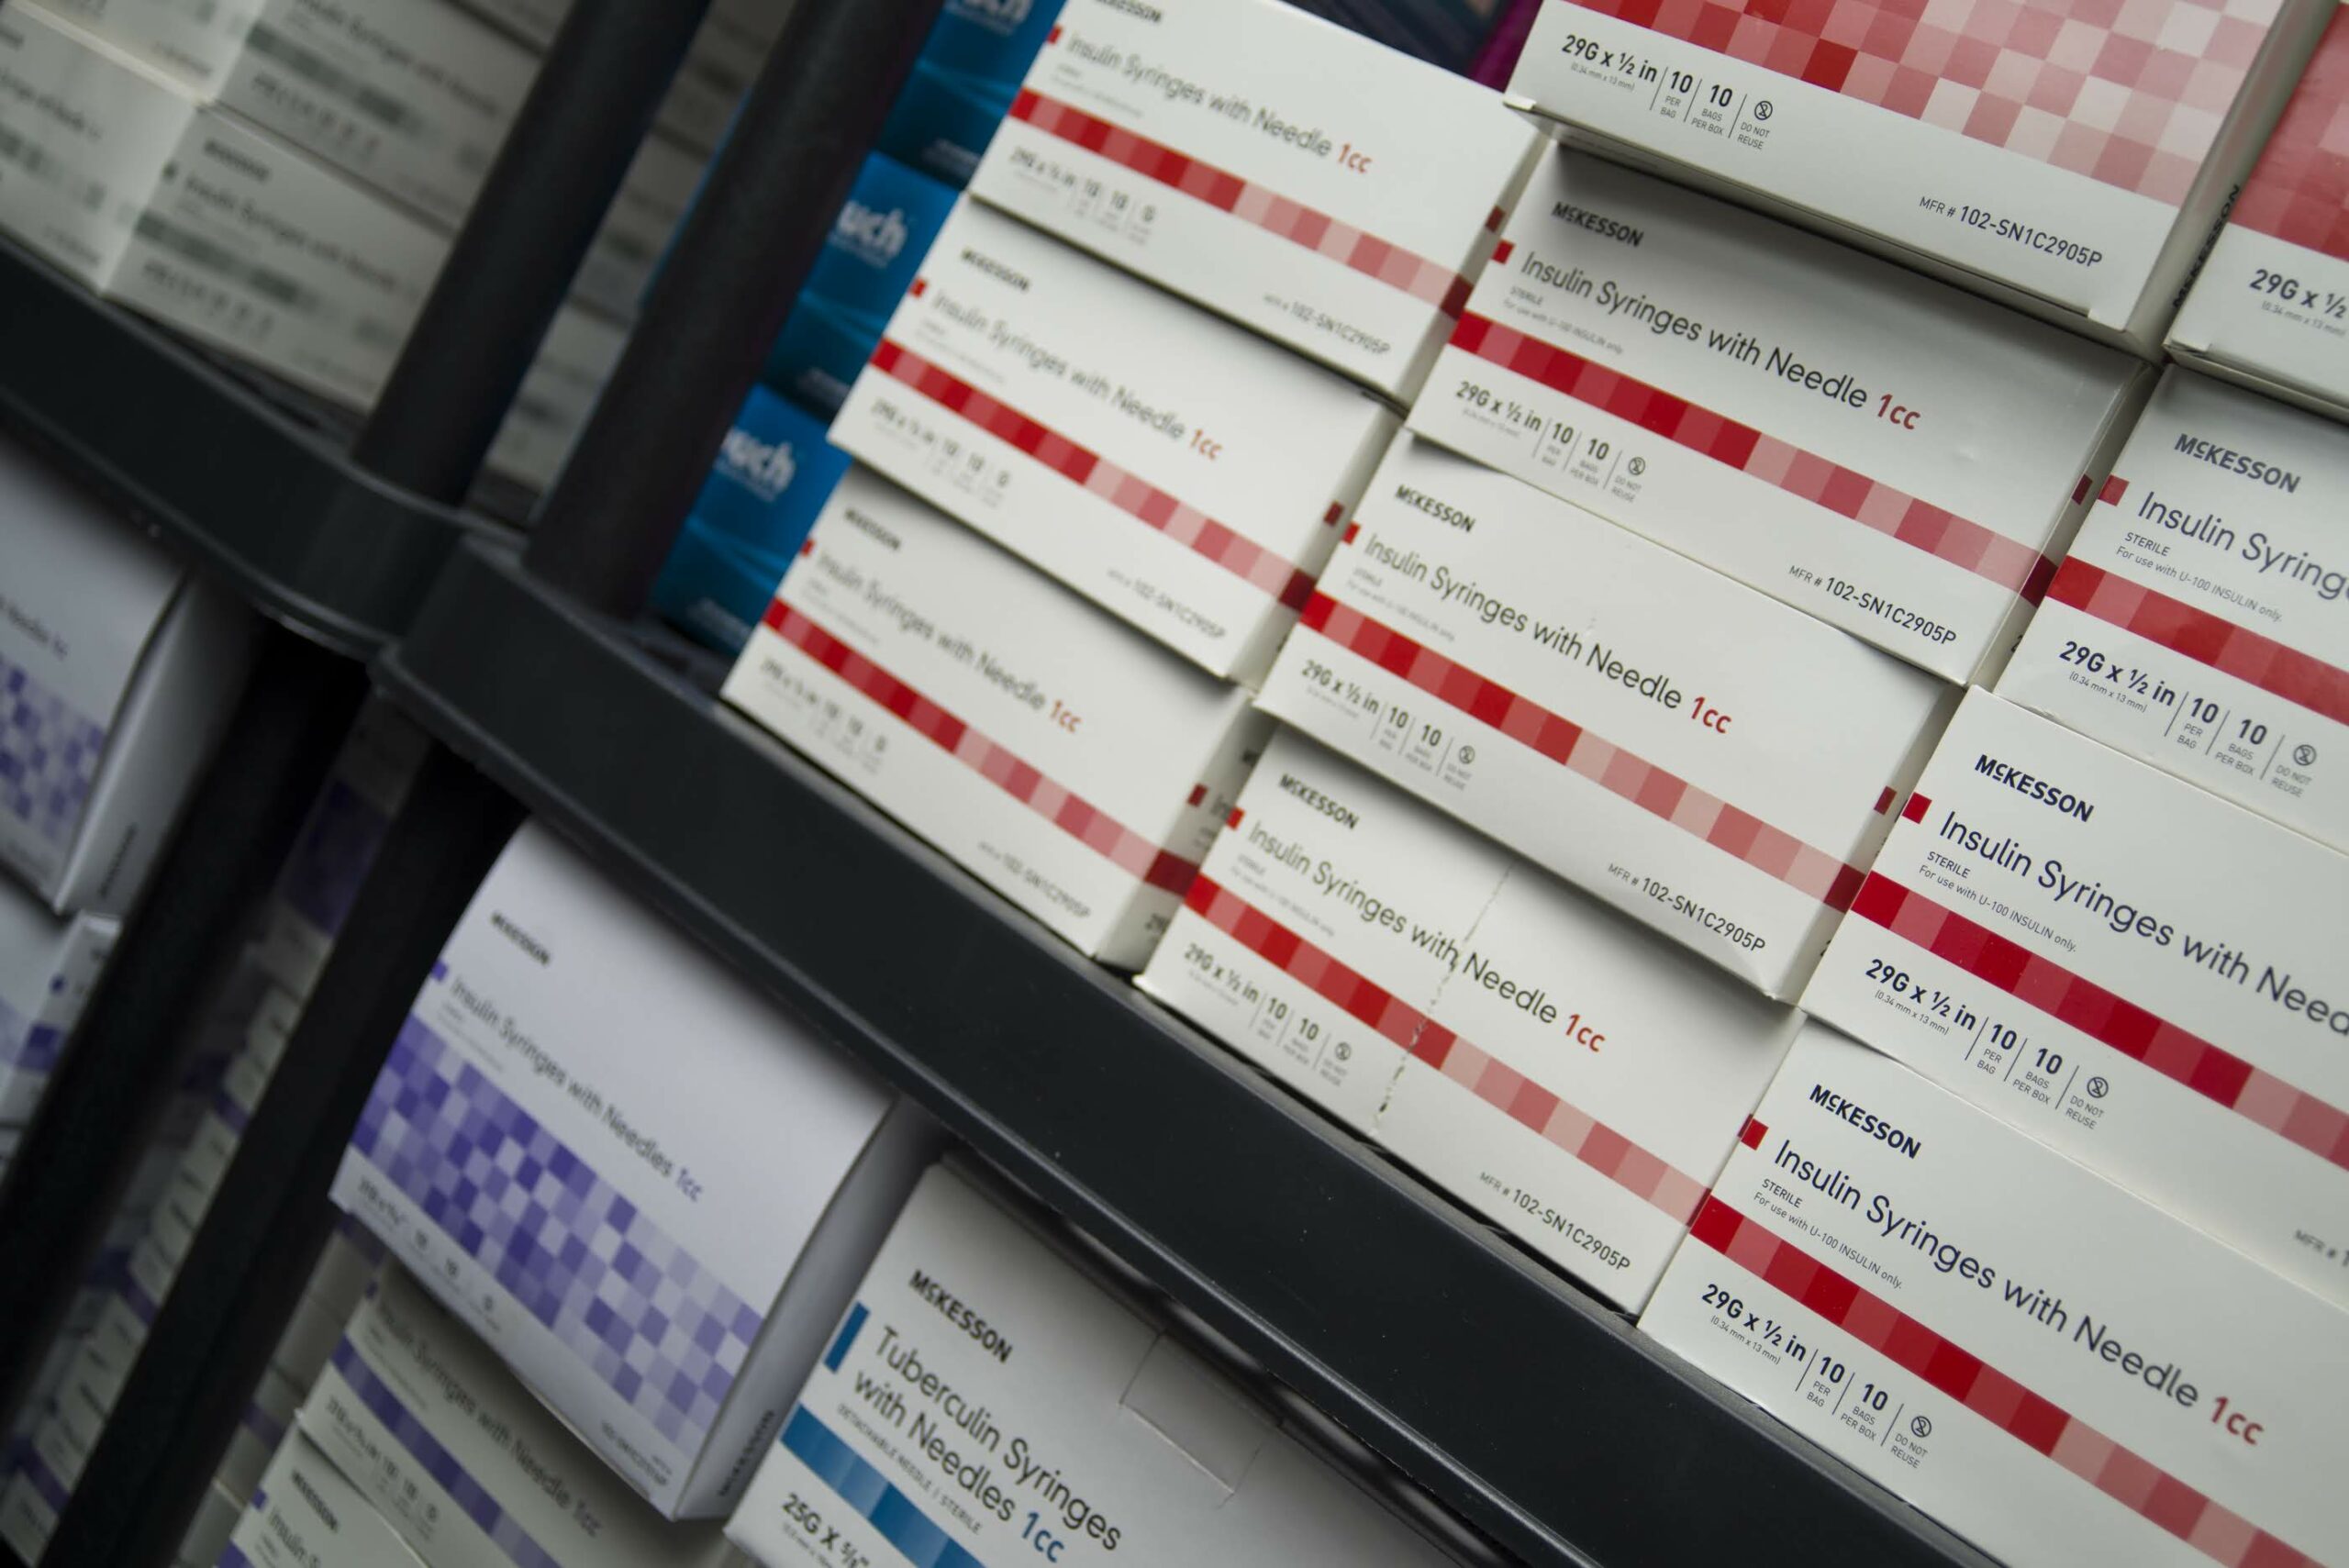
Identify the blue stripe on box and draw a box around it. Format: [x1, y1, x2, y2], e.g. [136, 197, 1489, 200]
[328, 1340, 564, 1568]
[823, 1303, 868, 1372]
[219, 1544, 252, 1568]
[780, 1408, 985, 1568]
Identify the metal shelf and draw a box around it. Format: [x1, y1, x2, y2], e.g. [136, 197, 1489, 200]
[0, 236, 478, 660]
[378, 541, 1996, 1568]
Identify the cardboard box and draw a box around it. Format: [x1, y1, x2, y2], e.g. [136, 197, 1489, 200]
[651, 386, 853, 657]
[653, 0, 793, 153]
[576, 129, 703, 322]
[1406, 150, 2148, 684]
[1258, 435, 1953, 998]
[2168, 5, 2349, 420]
[175, 1479, 241, 1568]
[0, 426, 258, 917]
[1803, 688, 2349, 1309]
[483, 300, 628, 496]
[1138, 729, 1800, 1307]
[831, 200, 1398, 682]
[966, 0, 1543, 400]
[300, 1265, 739, 1568]
[1998, 370, 2349, 852]
[1642, 1023, 2349, 1568]
[0, 879, 115, 1125]
[875, 0, 1067, 188]
[330, 821, 936, 1518]
[0, 7, 452, 410]
[722, 466, 1270, 967]
[727, 1162, 1465, 1568]
[1505, 0, 2332, 350]
[763, 151, 956, 417]
[222, 1429, 428, 1568]
[30, 0, 540, 228]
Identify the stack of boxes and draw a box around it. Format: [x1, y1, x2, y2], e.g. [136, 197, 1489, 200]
[688, 0, 2349, 1561]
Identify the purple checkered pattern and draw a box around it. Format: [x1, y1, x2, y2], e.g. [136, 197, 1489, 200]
[0, 653, 106, 848]
[0, 997, 63, 1073]
[328, 1339, 562, 1568]
[349, 1017, 763, 1445]
[278, 780, 394, 941]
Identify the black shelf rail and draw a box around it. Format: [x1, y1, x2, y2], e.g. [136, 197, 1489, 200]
[380, 543, 1998, 1568]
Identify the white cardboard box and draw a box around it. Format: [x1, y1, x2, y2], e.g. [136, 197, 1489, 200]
[1998, 370, 2349, 852]
[965, 0, 1542, 401]
[0, 6, 452, 410]
[484, 300, 627, 496]
[0, 877, 114, 1125]
[575, 129, 702, 321]
[1257, 435, 1954, 998]
[299, 1265, 739, 1568]
[2168, 5, 2349, 421]
[654, 0, 793, 153]
[1138, 729, 1801, 1307]
[831, 200, 1398, 683]
[330, 821, 936, 1518]
[29, 0, 540, 228]
[1803, 688, 2349, 1309]
[223, 1429, 429, 1568]
[0, 426, 257, 917]
[1504, 0, 2332, 351]
[1406, 150, 2149, 684]
[1641, 1023, 2349, 1568]
[722, 466, 1270, 967]
[727, 1162, 1464, 1568]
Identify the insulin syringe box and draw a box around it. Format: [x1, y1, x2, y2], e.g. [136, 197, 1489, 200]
[830, 200, 1398, 684]
[1802, 688, 2349, 1310]
[721, 466, 1270, 968]
[1505, 0, 2332, 352]
[329, 821, 936, 1518]
[965, 0, 1543, 402]
[576, 128, 705, 322]
[2168, 5, 2349, 422]
[1642, 1023, 2349, 1568]
[0, 6, 451, 411]
[300, 1265, 740, 1568]
[1407, 150, 2148, 685]
[223, 1429, 427, 1568]
[1138, 729, 1800, 1309]
[0, 881, 115, 1127]
[483, 299, 628, 496]
[727, 1162, 1466, 1568]
[1257, 435, 1954, 1000]
[1998, 370, 2349, 853]
[0, 423, 256, 918]
[33, 0, 539, 228]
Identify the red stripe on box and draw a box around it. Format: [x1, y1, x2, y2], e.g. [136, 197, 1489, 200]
[1852, 875, 2349, 1173]
[1740, 1118, 1768, 1149]
[1186, 874, 1709, 1221]
[1296, 593, 1874, 910]
[870, 340, 1317, 610]
[1902, 792, 1932, 824]
[763, 600, 1198, 894]
[1690, 1198, 2320, 1568]
[1448, 313, 2055, 600]
[2046, 561, 2349, 728]
[1008, 90, 1475, 315]
[2099, 475, 2130, 506]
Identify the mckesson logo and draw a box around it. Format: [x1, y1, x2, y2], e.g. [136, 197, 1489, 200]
[1808, 1084, 1921, 1157]
[960, 247, 1030, 293]
[1276, 773, 1358, 828]
[840, 506, 904, 550]
[1095, 0, 1164, 18]
[203, 138, 273, 183]
[833, 198, 910, 267]
[720, 427, 799, 503]
[949, 0, 1033, 32]
[1394, 484, 1475, 532]
[2173, 431, 2300, 494]
[1550, 201, 1642, 247]
[909, 1269, 1015, 1362]
[489, 912, 551, 966]
[289, 1471, 340, 1531]
[1972, 754, 2094, 821]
